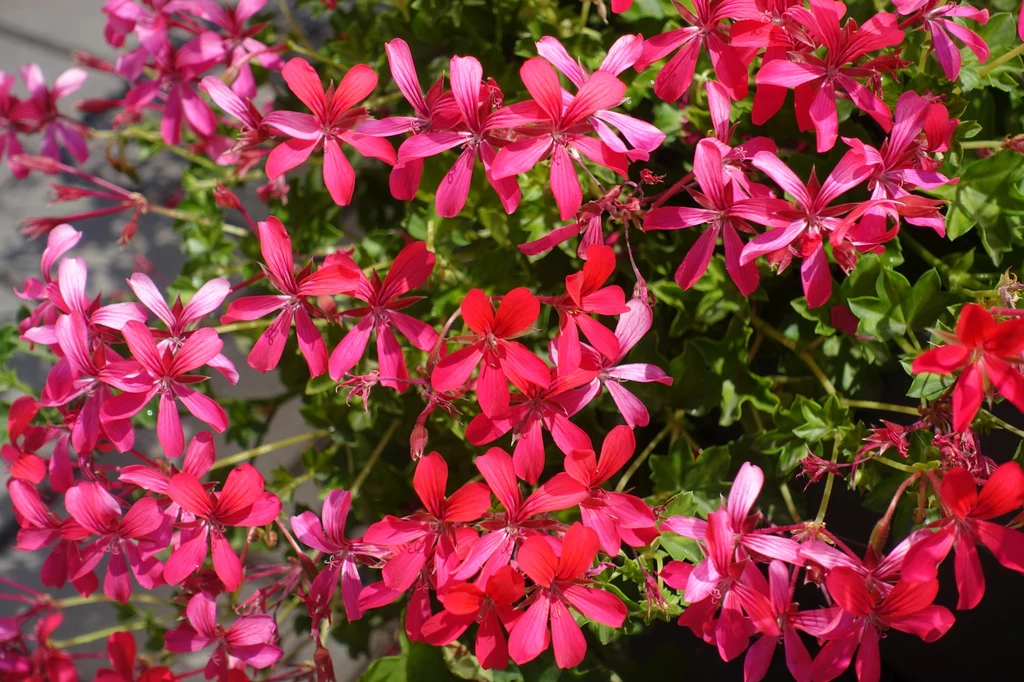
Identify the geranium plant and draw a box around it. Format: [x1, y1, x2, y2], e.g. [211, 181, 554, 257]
[3, 0, 1024, 680]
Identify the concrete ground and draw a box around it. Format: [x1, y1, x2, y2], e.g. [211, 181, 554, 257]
[0, 3, 376, 679]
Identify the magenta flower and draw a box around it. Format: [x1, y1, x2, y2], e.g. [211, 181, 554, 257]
[120, 430, 216, 495]
[583, 297, 673, 428]
[164, 462, 282, 590]
[894, 0, 988, 81]
[0, 70, 30, 178]
[363, 452, 491, 593]
[221, 216, 360, 376]
[453, 447, 588, 581]
[395, 54, 531, 217]
[645, 139, 787, 296]
[64, 481, 165, 604]
[491, 58, 628, 221]
[431, 287, 550, 417]
[466, 365, 597, 484]
[127, 272, 237, 384]
[738, 149, 874, 308]
[124, 44, 218, 145]
[357, 39, 462, 202]
[755, 2, 904, 151]
[507, 524, 627, 669]
[199, 74, 268, 152]
[901, 463, 1024, 610]
[262, 58, 396, 206]
[291, 489, 386, 623]
[815, 569, 954, 682]
[2, 397, 58, 489]
[634, 0, 753, 103]
[536, 35, 665, 161]
[100, 321, 227, 458]
[17, 63, 90, 164]
[164, 592, 282, 679]
[563, 426, 657, 555]
[189, 0, 283, 98]
[327, 241, 439, 390]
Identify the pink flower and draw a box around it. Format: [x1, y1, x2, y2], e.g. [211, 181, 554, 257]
[97, 630, 177, 682]
[466, 365, 598, 484]
[814, 569, 954, 682]
[755, 1, 904, 151]
[126, 273, 237, 384]
[911, 304, 1024, 432]
[124, 44, 218, 145]
[2, 397, 55, 486]
[198, 75, 268, 152]
[548, 244, 630, 372]
[395, 54, 528, 217]
[221, 216, 360, 376]
[164, 593, 282, 678]
[454, 447, 588, 581]
[894, 0, 988, 81]
[563, 426, 657, 554]
[645, 139, 784, 295]
[64, 481, 165, 603]
[0, 70, 31, 178]
[363, 452, 491, 593]
[491, 58, 628, 221]
[163, 462, 282, 590]
[507, 524, 627, 668]
[901, 463, 1024, 610]
[17, 63, 90, 165]
[262, 58, 396, 206]
[536, 35, 665, 161]
[584, 297, 673, 428]
[739, 149, 874, 308]
[291, 489, 386, 623]
[327, 241, 439, 390]
[420, 565, 525, 670]
[634, 0, 754, 102]
[188, 0, 283, 98]
[100, 321, 227, 458]
[357, 39, 462, 202]
[431, 287, 550, 417]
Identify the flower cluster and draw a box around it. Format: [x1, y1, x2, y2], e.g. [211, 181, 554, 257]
[3, 0, 1024, 680]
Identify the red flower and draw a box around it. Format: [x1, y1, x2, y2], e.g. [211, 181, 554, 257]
[507, 524, 627, 668]
[420, 565, 525, 670]
[902, 463, 1024, 610]
[327, 241, 438, 390]
[912, 304, 1024, 432]
[97, 630, 179, 682]
[431, 287, 550, 417]
[221, 216, 360, 376]
[262, 58, 396, 206]
[164, 463, 282, 591]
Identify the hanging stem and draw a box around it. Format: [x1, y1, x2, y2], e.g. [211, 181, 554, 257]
[840, 399, 920, 416]
[750, 312, 837, 396]
[616, 418, 677, 492]
[350, 419, 401, 499]
[979, 43, 1024, 77]
[959, 139, 1006, 150]
[54, 594, 168, 608]
[814, 434, 843, 524]
[211, 430, 332, 471]
[983, 411, 1024, 439]
[49, 621, 147, 648]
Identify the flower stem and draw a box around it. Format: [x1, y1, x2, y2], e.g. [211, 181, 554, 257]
[979, 42, 1024, 77]
[616, 417, 677, 492]
[54, 594, 168, 608]
[898, 231, 986, 290]
[749, 312, 836, 396]
[960, 139, 1006, 150]
[840, 399, 920, 416]
[983, 410, 1024, 439]
[49, 621, 147, 649]
[350, 419, 400, 499]
[814, 434, 842, 524]
[874, 456, 920, 473]
[147, 204, 248, 237]
[211, 430, 332, 471]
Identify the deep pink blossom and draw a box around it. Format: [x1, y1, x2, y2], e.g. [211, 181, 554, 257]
[2, 397, 56, 486]
[262, 58, 396, 206]
[421, 565, 524, 670]
[814, 569, 954, 682]
[453, 447, 588, 581]
[0, 70, 31, 178]
[754, 0, 904, 151]
[563, 426, 656, 554]
[507, 524, 627, 668]
[124, 44, 218, 145]
[188, 0, 283, 98]
[432, 287, 550, 417]
[96, 630, 178, 682]
[634, 0, 754, 103]
[901, 464, 1024, 610]
[221, 216, 360, 376]
[491, 58, 628, 221]
[17, 63, 89, 164]
[164, 592, 282, 679]
[326, 241, 439, 390]
[466, 365, 597, 484]
[100, 321, 227, 458]
[738, 149, 873, 308]
[64, 481, 165, 603]
[164, 462, 282, 590]
[291, 489, 386, 623]
[894, 0, 988, 81]
[199, 75, 268, 152]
